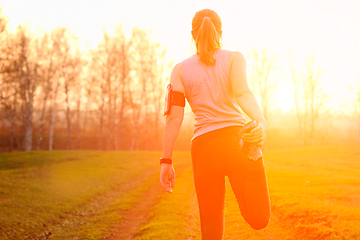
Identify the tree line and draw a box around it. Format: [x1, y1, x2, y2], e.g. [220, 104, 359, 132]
[1, 8, 359, 152]
[0, 10, 170, 151]
[248, 47, 360, 147]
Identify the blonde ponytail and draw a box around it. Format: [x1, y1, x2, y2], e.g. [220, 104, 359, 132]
[192, 9, 222, 65]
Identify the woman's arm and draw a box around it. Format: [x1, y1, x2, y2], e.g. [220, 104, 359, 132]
[229, 51, 267, 145]
[160, 62, 185, 193]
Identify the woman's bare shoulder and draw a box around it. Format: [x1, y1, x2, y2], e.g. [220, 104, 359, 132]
[170, 61, 185, 93]
[228, 51, 246, 65]
[172, 61, 183, 74]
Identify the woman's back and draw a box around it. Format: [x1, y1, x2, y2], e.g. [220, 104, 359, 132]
[182, 49, 246, 139]
[160, 9, 270, 239]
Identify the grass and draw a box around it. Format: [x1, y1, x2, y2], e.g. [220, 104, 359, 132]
[1, 146, 360, 239]
[0, 151, 180, 239]
[264, 146, 360, 239]
[134, 166, 200, 240]
[136, 145, 360, 240]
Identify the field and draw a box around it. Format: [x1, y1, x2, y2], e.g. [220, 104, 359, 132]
[0, 146, 360, 239]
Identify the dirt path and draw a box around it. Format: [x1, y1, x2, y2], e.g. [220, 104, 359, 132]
[107, 163, 294, 240]
[108, 163, 190, 240]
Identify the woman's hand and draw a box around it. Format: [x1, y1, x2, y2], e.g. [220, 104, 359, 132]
[242, 121, 267, 146]
[160, 164, 175, 193]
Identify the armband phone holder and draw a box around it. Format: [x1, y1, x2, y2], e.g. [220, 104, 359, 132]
[164, 84, 185, 116]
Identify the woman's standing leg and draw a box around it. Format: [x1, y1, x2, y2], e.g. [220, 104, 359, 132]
[191, 138, 226, 240]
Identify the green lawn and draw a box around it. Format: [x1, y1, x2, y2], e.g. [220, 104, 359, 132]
[136, 146, 360, 240]
[0, 151, 190, 239]
[1, 146, 360, 239]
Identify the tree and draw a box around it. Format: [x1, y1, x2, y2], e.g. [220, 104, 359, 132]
[289, 49, 306, 145]
[289, 52, 327, 146]
[0, 29, 17, 151]
[49, 27, 74, 151]
[12, 26, 42, 151]
[303, 55, 327, 146]
[0, 75, 18, 151]
[90, 29, 119, 150]
[148, 46, 170, 150]
[113, 27, 131, 150]
[62, 39, 82, 150]
[0, 20, 171, 151]
[247, 47, 277, 149]
[36, 32, 56, 150]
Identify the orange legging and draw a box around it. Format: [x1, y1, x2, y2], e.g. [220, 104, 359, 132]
[191, 126, 271, 240]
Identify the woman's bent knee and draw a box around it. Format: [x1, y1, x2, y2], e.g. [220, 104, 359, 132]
[248, 214, 270, 230]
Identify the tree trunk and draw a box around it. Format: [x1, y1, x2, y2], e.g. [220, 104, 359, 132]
[24, 66, 37, 152]
[75, 96, 81, 149]
[131, 121, 139, 151]
[37, 77, 51, 150]
[82, 89, 91, 149]
[9, 111, 14, 152]
[98, 91, 105, 151]
[24, 96, 33, 151]
[129, 82, 143, 151]
[116, 83, 126, 150]
[49, 79, 60, 151]
[113, 94, 118, 151]
[36, 99, 47, 150]
[115, 45, 128, 150]
[24, 65, 39, 152]
[7, 91, 17, 151]
[4, 105, 14, 152]
[106, 80, 113, 151]
[64, 79, 71, 150]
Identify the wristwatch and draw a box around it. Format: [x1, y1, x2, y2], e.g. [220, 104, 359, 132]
[160, 158, 172, 164]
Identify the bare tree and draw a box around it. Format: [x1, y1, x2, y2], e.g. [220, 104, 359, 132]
[0, 30, 17, 151]
[79, 75, 95, 148]
[12, 26, 42, 151]
[48, 27, 72, 151]
[128, 28, 152, 151]
[74, 57, 86, 149]
[289, 49, 306, 145]
[88, 25, 132, 151]
[148, 45, 170, 150]
[49, 77, 60, 151]
[0, 84, 18, 151]
[303, 55, 327, 145]
[89, 31, 115, 150]
[0, 20, 171, 151]
[114, 38, 131, 150]
[289, 52, 327, 146]
[63, 45, 82, 150]
[112, 26, 132, 151]
[36, 32, 55, 150]
[247, 47, 277, 149]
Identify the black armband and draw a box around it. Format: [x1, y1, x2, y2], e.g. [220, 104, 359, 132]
[164, 84, 185, 116]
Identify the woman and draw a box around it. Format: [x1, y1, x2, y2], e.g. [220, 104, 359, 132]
[160, 9, 271, 239]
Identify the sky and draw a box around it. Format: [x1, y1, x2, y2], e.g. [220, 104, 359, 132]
[1, 0, 360, 112]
